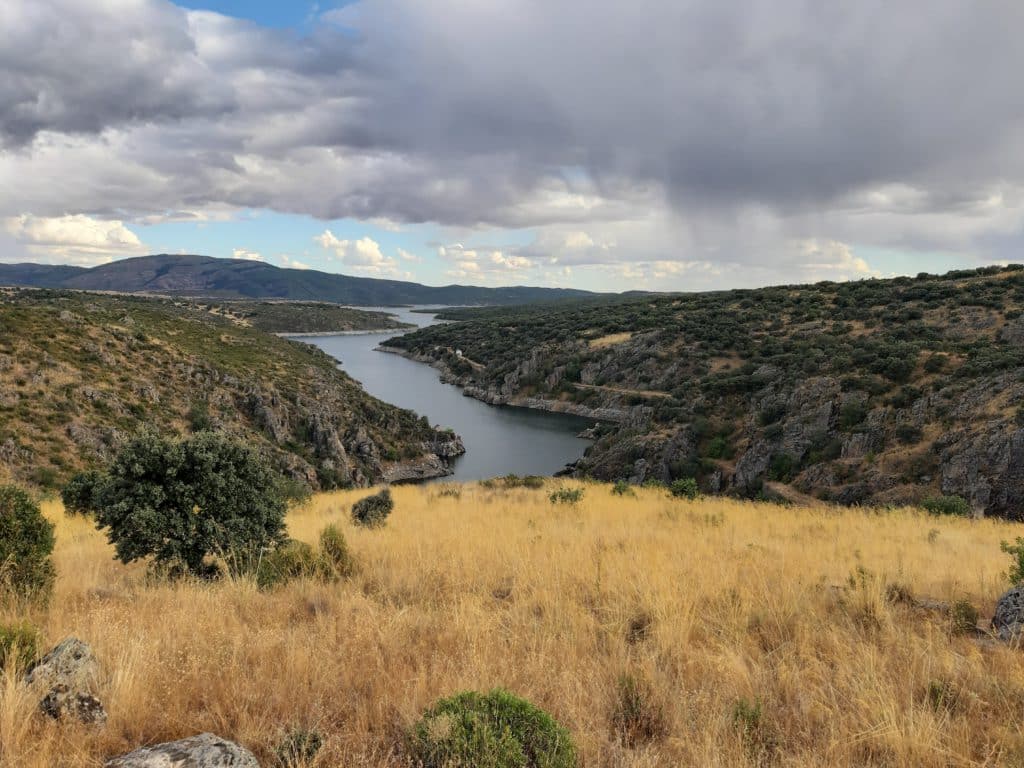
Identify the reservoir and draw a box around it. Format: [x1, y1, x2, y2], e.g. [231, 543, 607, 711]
[298, 307, 593, 481]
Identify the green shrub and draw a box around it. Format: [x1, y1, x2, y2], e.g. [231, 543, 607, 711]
[409, 689, 577, 768]
[352, 488, 394, 527]
[257, 540, 319, 589]
[669, 478, 699, 499]
[549, 488, 584, 505]
[258, 525, 354, 589]
[0, 622, 40, 671]
[0, 485, 56, 604]
[65, 432, 288, 577]
[767, 454, 797, 483]
[704, 435, 734, 460]
[318, 524, 354, 579]
[60, 469, 103, 516]
[921, 495, 971, 517]
[610, 674, 667, 748]
[1002, 537, 1024, 585]
[611, 481, 635, 497]
[275, 727, 323, 767]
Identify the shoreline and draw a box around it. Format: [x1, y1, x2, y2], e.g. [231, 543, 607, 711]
[278, 326, 412, 337]
[376, 344, 629, 423]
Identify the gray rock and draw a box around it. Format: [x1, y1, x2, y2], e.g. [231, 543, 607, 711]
[39, 684, 107, 725]
[733, 439, 774, 492]
[27, 638, 105, 726]
[105, 733, 259, 768]
[993, 585, 1024, 642]
[26, 637, 99, 692]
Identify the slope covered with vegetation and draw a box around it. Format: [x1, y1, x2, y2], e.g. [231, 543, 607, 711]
[0, 289, 461, 490]
[199, 300, 410, 334]
[0, 254, 596, 306]
[2, 481, 1022, 767]
[384, 265, 1024, 516]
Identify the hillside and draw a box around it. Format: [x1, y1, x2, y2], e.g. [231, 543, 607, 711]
[5, 482, 1023, 767]
[0, 289, 463, 490]
[383, 265, 1024, 517]
[197, 300, 411, 334]
[0, 254, 596, 306]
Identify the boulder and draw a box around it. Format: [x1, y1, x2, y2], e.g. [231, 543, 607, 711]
[992, 585, 1024, 642]
[105, 733, 259, 768]
[39, 684, 107, 725]
[26, 637, 100, 691]
[27, 637, 106, 726]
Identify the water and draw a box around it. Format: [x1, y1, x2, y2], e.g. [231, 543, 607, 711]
[296, 307, 594, 481]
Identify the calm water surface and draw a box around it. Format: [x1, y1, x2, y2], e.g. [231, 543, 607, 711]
[299, 307, 593, 481]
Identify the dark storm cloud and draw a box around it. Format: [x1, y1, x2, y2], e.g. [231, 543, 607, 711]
[2, 0, 1024, 274]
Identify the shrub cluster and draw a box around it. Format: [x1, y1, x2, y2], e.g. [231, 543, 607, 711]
[409, 689, 576, 768]
[352, 488, 394, 527]
[669, 478, 699, 499]
[549, 488, 584, 505]
[0, 485, 56, 605]
[256, 524, 354, 589]
[921, 495, 971, 517]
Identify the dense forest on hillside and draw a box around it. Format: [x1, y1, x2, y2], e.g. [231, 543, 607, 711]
[0, 289, 461, 490]
[385, 265, 1024, 515]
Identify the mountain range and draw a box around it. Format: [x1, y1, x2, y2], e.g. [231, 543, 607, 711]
[0, 254, 596, 306]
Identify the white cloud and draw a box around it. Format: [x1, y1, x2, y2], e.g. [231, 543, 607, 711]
[232, 248, 263, 261]
[278, 254, 311, 270]
[397, 247, 422, 263]
[2, 214, 147, 265]
[314, 230, 410, 278]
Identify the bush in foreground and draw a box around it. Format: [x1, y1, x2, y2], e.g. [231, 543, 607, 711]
[257, 525, 355, 589]
[64, 432, 288, 577]
[0, 485, 55, 605]
[352, 488, 394, 527]
[409, 689, 576, 768]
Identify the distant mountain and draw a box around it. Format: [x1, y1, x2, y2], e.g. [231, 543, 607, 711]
[0, 254, 596, 305]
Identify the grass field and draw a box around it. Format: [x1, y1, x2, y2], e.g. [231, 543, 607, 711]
[2, 482, 1023, 767]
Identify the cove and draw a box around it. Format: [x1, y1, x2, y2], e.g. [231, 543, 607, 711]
[297, 307, 593, 481]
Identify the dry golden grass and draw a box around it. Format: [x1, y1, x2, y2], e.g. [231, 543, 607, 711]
[588, 332, 634, 349]
[3, 482, 1024, 767]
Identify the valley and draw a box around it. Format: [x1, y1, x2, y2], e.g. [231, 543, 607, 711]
[383, 265, 1024, 516]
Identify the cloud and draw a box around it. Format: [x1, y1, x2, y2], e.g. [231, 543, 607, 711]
[314, 230, 410, 278]
[278, 254, 311, 270]
[232, 248, 263, 261]
[439, 243, 535, 282]
[396, 247, 422, 263]
[2, 0, 1024, 287]
[2, 214, 147, 264]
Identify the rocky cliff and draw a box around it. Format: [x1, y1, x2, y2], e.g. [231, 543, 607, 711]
[0, 289, 463, 490]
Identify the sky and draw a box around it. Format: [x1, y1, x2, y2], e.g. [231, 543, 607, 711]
[2, 1, 1023, 292]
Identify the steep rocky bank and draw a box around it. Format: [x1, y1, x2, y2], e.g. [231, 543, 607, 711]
[0, 289, 464, 490]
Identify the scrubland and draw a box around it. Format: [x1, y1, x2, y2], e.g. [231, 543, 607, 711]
[2, 481, 1023, 767]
